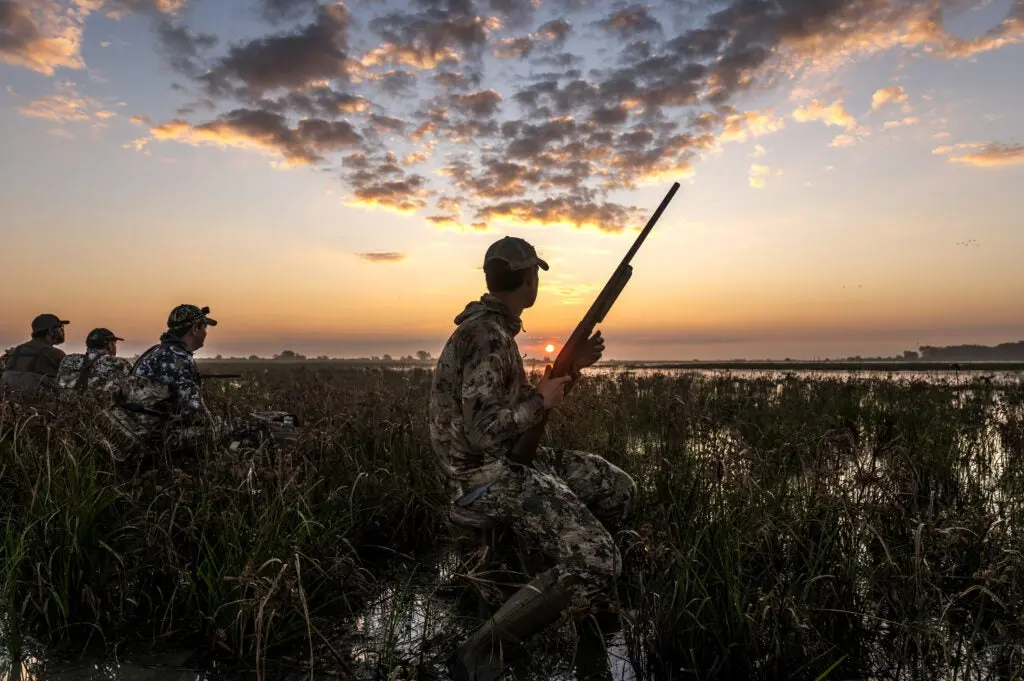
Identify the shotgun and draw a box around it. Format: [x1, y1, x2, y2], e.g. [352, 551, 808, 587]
[508, 182, 681, 465]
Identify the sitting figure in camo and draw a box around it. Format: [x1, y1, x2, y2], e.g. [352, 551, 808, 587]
[107, 304, 299, 461]
[57, 328, 131, 400]
[429, 236, 636, 681]
[107, 304, 220, 456]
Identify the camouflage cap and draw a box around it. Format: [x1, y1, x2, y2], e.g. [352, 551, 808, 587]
[32, 314, 69, 333]
[86, 328, 125, 349]
[483, 236, 549, 272]
[167, 304, 218, 330]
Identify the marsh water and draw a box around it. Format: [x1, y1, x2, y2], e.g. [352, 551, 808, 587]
[4, 367, 1023, 681]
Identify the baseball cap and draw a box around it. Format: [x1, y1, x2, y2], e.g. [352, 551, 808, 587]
[167, 304, 218, 330]
[86, 328, 125, 349]
[32, 314, 70, 333]
[483, 236, 549, 272]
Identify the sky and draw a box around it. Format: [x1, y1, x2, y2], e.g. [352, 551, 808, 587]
[1, 0, 1022, 361]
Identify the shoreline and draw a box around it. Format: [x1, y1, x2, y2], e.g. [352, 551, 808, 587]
[194, 358, 1024, 372]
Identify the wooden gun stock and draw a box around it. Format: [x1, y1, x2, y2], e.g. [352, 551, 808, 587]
[508, 182, 681, 465]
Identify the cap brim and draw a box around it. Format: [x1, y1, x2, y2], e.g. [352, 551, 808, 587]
[535, 258, 549, 271]
[204, 317, 218, 326]
[60, 320, 70, 325]
[113, 336, 125, 341]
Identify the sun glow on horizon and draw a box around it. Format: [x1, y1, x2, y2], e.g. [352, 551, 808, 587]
[545, 344, 556, 353]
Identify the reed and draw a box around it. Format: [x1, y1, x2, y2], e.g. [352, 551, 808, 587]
[1, 366, 1021, 680]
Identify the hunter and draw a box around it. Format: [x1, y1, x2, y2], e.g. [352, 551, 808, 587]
[57, 327, 131, 399]
[1, 314, 70, 394]
[429, 236, 636, 681]
[107, 304, 219, 455]
[107, 304, 299, 461]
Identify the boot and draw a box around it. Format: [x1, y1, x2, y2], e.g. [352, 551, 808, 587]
[449, 568, 578, 681]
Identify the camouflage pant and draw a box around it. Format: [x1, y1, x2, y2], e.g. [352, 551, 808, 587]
[460, 447, 636, 603]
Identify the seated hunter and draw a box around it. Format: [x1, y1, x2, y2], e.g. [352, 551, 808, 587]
[1, 314, 70, 395]
[108, 304, 219, 453]
[57, 328, 131, 400]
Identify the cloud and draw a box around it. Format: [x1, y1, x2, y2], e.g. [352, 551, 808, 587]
[829, 133, 856, 148]
[425, 214, 487, 231]
[0, 0, 88, 74]
[357, 252, 406, 263]
[882, 116, 918, 129]
[792, 100, 857, 130]
[364, 10, 498, 71]
[871, 85, 908, 110]
[536, 18, 571, 44]
[202, 2, 351, 98]
[719, 107, 786, 143]
[136, 108, 363, 164]
[493, 35, 535, 59]
[104, 0, 186, 17]
[475, 197, 643, 233]
[18, 80, 117, 125]
[451, 89, 502, 118]
[259, 0, 319, 24]
[748, 163, 781, 189]
[597, 6, 662, 37]
[154, 18, 217, 78]
[135, 0, 1024, 231]
[936, 142, 1024, 168]
[345, 172, 430, 213]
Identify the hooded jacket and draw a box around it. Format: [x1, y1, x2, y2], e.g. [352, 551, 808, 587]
[428, 294, 545, 488]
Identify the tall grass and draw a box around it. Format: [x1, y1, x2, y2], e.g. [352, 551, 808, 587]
[1, 366, 1022, 680]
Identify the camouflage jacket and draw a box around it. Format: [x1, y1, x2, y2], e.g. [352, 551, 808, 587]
[130, 333, 209, 422]
[58, 349, 131, 397]
[428, 294, 545, 488]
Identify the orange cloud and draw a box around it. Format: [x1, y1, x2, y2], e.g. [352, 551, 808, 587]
[135, 110, 362, 165]
[871, 85, 908, 110]
[937, 143, 1024, 168]
[141, 119, 292, 159]
[345, 177, 431, 214]
[748, 163, 781, 189]
[882, 116, 919, 129]
[792, 100, 857, 130]
[829, 134, 856, 148]
[779, 1, 1023, 72]
[0, 0, 88, 75]
[18, 81, 118, 126]
[719, 108, 786, 143]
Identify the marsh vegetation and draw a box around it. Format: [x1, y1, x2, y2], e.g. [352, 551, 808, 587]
[2, 366, 1022, 680]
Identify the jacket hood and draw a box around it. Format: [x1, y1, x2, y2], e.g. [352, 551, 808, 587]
[454, 294, 522, 335]
[158, 332, 192, 353]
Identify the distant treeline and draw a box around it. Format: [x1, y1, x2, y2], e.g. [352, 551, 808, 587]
[182, 342, 1024, 364]
[912, 341, 1024, 362]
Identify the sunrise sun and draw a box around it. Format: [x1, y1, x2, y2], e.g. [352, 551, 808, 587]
[545, 344, 555, 353]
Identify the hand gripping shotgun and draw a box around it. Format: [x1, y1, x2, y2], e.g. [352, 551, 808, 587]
[508, 182, 681, 466]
